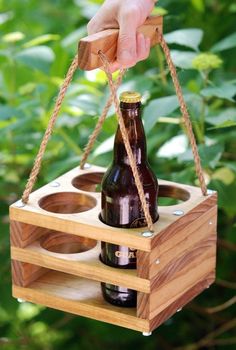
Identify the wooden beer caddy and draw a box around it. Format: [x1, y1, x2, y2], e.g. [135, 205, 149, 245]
[10, 15, 217, 334]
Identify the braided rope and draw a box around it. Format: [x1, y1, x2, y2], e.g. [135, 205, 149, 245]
[80, 69, 125, 169]
[21, 54, 79, 203]
[99, 51, 154, 232]
[157, 31, 207, 196]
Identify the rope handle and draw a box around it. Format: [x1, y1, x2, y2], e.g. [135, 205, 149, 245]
[21, 28, 207, 233]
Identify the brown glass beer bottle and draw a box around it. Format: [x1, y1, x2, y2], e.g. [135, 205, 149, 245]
[100, 91, 159, 307]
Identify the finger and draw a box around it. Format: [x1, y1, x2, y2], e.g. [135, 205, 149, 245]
[117, 12, 138, 67]
[136, 33, 148, 61]
[108, 61, 122, 73]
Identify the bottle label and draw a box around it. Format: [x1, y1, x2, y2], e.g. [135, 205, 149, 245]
[115, 248, 137, 259]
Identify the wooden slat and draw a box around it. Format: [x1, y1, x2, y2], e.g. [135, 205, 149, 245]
[137, 204, 217, 279]
[10, 165, 216, 252]
[78, 16, 163, 70]
[149, 248, 216, 319]
[11, 242, 150, 293]
[10, 221, 51, 248]
[149, 270, 215, 331]
[12, 271, 150, 332]
[12, 260, 47, 287]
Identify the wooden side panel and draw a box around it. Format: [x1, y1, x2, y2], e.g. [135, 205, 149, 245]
[12, 271, 150, 333]
[11, 260, 47, 287]
[151, 194, 217, 250]
[149, 270, 215, 331]
[137, 203, 217, 319]
[10, 220, 49, 248]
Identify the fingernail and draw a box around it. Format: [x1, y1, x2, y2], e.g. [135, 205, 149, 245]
[119, 50, 134, 64]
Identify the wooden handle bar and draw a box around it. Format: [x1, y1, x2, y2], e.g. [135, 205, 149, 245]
[78, 15, 163, 71]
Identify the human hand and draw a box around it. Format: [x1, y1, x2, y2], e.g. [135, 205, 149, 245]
[87, 0, 156, 72]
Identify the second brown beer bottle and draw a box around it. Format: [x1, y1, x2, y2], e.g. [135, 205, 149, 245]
[100, 91, 159, 307]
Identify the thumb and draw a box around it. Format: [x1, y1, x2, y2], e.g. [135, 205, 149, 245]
[117, 14, 138, 67]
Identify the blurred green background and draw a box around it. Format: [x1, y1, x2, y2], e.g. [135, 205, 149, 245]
[1, 0, 236, 349]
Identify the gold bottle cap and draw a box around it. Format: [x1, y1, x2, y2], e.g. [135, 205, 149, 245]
[119, 91, 141, 103]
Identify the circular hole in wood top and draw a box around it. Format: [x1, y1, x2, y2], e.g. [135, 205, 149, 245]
[38, 192, 97, 214]
[40, 231, 97, 254]
[158, 184, 190, 206]
[72, 172, 105, 192]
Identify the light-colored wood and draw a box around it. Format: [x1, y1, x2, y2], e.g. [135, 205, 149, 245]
[137, 202, 217, 279]
[11, 242, 150, 293]
[78, 15, 163, 70]
[136, 201, 217, 319]
[12, 271, 150, 332]
[12, 260, 47, 287]
[10, 165, 215, 252]
[10, 163, 218, 333]
[149, 270, 215, 331]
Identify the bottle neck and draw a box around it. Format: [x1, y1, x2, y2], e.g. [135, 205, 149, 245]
[113, 102, 147, 165]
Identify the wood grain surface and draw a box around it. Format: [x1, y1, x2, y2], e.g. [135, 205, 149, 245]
[12, 271, 150, 332]
[78, 15, 163, 70]
[10, 165, 215, 252]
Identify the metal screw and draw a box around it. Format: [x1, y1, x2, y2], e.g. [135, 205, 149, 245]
[155, 259, 160, 265]
[141, 231, 153, 238]
[83, 163, 91, 169]
[15, 201, 26, 208]
[142, 332, 152, 337]
[173, 210, 184, 216]
[17, 298, 25, 303]
[207, 189, 214, 195]
[177, 308, 182, 312]
[49, 181, 60, 188]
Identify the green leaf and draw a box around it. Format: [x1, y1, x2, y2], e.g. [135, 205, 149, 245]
[206, 108, 236, 125]
[208, 120, 236, 130]
[164, 29, 203, 51]
[151, 7, 168, 16]
[157, 135, 188, 158]
[15, 46, 55, 73]
[212, 167, 235, 185]
[2, 31, 25, 42]
[212, 32, 236, 52]
[179, 143, 224, 169]
[143, 95, 179, 133]
[191, 0, 205, 12]
[170, 50, 198, 69]
[23, 34, 60, 48]
[210, 180, 236, 217]
[93, 135, 115, 157]
[61, 26, 87, 47]
[0, 105, 21, 120]
[201, 82, 236, 101]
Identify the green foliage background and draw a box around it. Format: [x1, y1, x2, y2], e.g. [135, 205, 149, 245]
[1, 0, 236, 349]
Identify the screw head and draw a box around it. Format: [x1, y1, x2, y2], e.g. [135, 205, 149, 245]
[83, 163, 91, 169]
[207, 189, 214, 195]
[173, 210, 184, 216]
[142, 332, 152, 337]
[155, 259, 160, 265]
[17, 298, 25, 303]
[15, 201, 26, 208]
[141, 231, 153, 238]
[49, 181, 60, 188]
